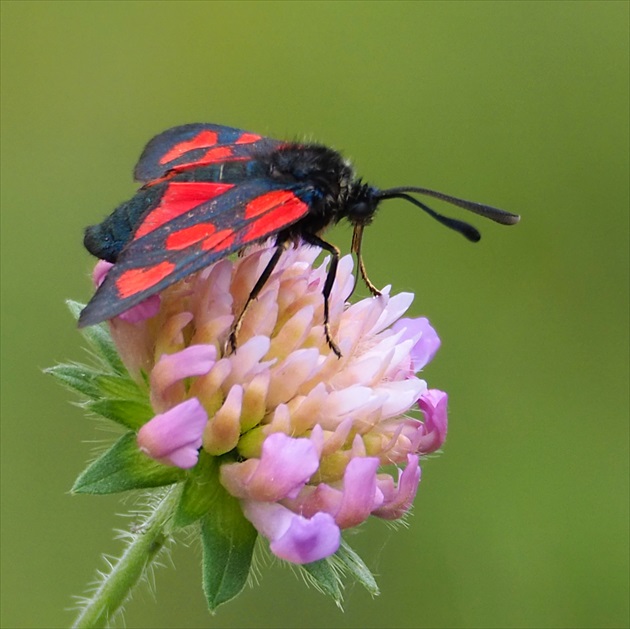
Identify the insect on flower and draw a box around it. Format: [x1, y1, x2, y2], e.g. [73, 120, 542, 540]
[79, 123, 520, 355]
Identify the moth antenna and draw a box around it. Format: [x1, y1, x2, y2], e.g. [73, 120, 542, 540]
[379, 192, 481, 242]
[378, 186, 520, 225]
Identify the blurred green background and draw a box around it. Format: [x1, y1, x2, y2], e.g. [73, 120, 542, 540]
[1, 1, 628, 627]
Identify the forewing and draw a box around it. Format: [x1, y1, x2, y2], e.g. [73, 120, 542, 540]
[78, 180, 310, 327]
[134, 123, 281, 182]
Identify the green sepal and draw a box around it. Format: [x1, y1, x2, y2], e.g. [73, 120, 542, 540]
[83, 398, 154, 430]
[94, 374, 146, 402]
[336, 539, 379, 596]
[45, 363, 146, 406]
[200, 474, 257, 612]
[72, 431, 185, 494]
[45, 363, 106, 400]
[67, 300, 126, 375]
[300, 557, 344, 606]
[297, 540, 378, 604]
[173, 451, 222, 529]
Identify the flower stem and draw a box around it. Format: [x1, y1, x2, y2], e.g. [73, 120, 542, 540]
[72, 487, 179, 628]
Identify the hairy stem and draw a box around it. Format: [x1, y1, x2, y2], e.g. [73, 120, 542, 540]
[72, 487, 179, 628]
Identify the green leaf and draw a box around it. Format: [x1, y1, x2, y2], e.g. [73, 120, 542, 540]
[200, 480, 257, 612]
[83, 398, 153, 429]
[174, 451, 222, 529]
[67, 300, 126, 374]
[44, 363, 105, 399]
[301, 557, 344, 606]
[336, 539, 379, 596]
[72, 432, 185, 494]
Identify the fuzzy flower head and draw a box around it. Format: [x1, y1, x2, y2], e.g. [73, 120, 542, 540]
[99, 245, 448, 565]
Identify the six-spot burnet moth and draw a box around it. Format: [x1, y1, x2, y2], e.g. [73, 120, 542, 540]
[79, 123, 520, 356]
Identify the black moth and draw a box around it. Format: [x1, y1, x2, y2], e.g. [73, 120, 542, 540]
[80, 123, 520, 356]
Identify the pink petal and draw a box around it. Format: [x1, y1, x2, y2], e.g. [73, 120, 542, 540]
[152, 345, 217, 389]
[414, 389, 448, 454]
[137, 398, 207, 469]
[220, 431, 320, 501]
[92, 260, 113, 288]
[334, 457, 382, 528]
[118, 295, 161, 323]
[150, 345, 217, 410]
[242, 501, 340, 564]
[391, 317, 441, 372]
[283, 455, 383, 529]
[373, 454, 421, 520]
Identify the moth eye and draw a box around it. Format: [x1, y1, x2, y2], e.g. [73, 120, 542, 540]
[350, 201, 370, 217]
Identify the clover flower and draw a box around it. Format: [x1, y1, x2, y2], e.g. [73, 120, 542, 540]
[49, 244, 448, 618]
[106, 245, 447, 561]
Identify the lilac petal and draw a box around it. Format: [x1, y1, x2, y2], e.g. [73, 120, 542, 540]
[151, 345, 217, 410]
[391, 317, 441, 372]
[137, 398, 207, 469]
[118, 295, 161, 323]
[284, 483, 341, 520]
[221, 431, 320, 501]
[270, 512, 340, 564]
[152, 345, 217, 388]
[283, 453, 383, 528]
[247, 431, 319, 499]
[334, 457, 382, 528]
[414, 389, 448, 454]
[243, 501, 340, 564]
[373, 454, 421, 520]
[92, 260, 113, 288]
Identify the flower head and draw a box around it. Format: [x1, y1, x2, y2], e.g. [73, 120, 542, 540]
[91, 245, 448, 565]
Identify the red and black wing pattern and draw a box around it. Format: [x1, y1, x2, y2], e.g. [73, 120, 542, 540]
[78, 179, 310, 327]
[133, 123, 281, 182]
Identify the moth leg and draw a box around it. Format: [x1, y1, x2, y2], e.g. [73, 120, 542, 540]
[302, 233, 342, 358]
[351, 224, 381, 297]
[227, 243, 287, 355]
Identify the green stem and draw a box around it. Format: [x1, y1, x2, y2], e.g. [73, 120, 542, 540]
[72, 487, 179, 628]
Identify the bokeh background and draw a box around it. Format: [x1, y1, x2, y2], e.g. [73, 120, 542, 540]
[1, 2, 628, 628]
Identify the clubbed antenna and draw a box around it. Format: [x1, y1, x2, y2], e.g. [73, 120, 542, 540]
[377, 186, 520, 241]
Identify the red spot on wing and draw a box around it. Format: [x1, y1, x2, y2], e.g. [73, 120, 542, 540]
[166, 222, 236, 252]
[134, 182, 234, 239]
[168, 146, 250, 172]
[159, 130, 219, 164]
[243, 191, 308, 241]
[166, 222, 217, 250]
[235, 132, 262, 144]
[116, 261, 176, 298]
[201, 230, 236, 251]
[245, 190, 303, 219]
[199, 146, 233, 162]
[165, 222, 212, 250]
